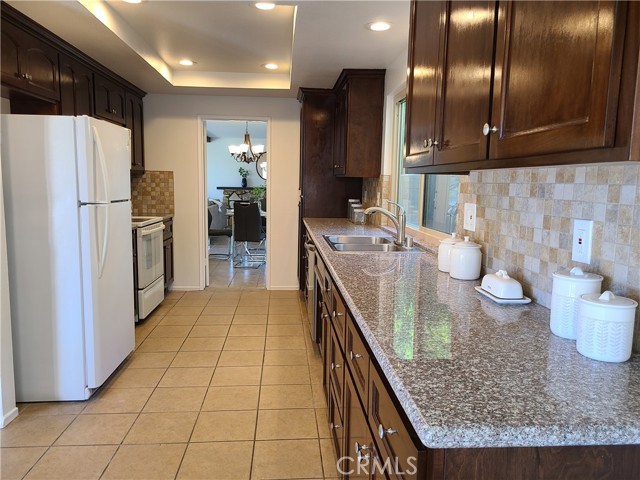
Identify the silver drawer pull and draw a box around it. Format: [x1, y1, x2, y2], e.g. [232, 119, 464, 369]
[331, 362, 342, 370]
[357, 451, 370, 462]
[482, 123, 498, 136]
[336, 312, 344, 317]
[330, 422, 341, 430]
[350, 351, 362, 360]
[354, 442, 369, 454]
[378, 424, 397, 439]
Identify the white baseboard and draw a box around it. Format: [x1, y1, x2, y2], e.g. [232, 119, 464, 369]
[1, 406, 19, 428]
[268, 286, 300, 291]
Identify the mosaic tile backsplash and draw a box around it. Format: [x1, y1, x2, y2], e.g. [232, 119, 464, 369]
[131, 170, 175, 216]
[456, 163, 640, 351]
[363, 175, 393, 227]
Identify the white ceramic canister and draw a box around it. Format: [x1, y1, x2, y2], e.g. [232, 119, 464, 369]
[577, 291, 638, 363]
[449, 236, 482, 280]
[550, 267, 602, 340]
[437, 233, 459, 272]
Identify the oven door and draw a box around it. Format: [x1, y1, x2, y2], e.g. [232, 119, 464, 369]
[136, 222, 165, 289]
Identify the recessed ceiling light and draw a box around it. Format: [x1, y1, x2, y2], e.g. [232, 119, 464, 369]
[263, 63, 278, 70]
[179, 59, 195, 66]
[123, 0, 142, 4]
[255, 3, 276, 10]
[368, 21, 391, 32]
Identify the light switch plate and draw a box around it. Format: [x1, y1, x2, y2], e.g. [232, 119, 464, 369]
[572, 219, 593, 264]
[463, 203, 476, 232]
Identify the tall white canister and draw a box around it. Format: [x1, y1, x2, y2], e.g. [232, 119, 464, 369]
[437, 233, 459, 272]
[550, 267, 602, 339]
[577, 291, 638, 362]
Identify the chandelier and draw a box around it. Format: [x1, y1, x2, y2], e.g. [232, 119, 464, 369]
[228, 122, 266, 164]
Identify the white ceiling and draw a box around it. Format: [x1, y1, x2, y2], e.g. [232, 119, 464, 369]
[7, 0, 410, 97]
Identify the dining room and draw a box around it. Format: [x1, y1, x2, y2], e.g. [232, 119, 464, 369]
[205, 119, 268, 288]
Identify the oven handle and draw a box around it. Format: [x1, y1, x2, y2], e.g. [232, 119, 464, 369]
[140, 223, 165, 237]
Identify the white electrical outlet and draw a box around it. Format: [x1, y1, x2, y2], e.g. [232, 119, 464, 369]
[463, 203, 476, 232]
[572, 219, 593, 264]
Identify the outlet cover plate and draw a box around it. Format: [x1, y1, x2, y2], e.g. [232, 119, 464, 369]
[463, 203, 476, 232]
[572, 219, 593, 264]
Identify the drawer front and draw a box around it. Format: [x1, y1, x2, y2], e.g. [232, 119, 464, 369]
[328, 379, 344, 477]
[328, 323, 345, 418]
[369, 366, 420, 480]
[344, 370, 372, 480]
[163, 219, 173, 240]
[346, 313, 370, 410]
[331, 287, 347, 347]
[322, 302, 332, 387]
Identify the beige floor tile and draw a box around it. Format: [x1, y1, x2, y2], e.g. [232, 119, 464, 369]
[201, 386, 260, 411]
[124, 412, 197, 444]
[256, 409, 318, 440]
[164, 291, 185, 301]
[235, 305, 268, 315]
[265, 336, 306, 350]
[196, 314, 233, 325]
[24, 445, 117, 480]
[211, 366, 262, 386]
[315, 409, 330, 439]
[55, 414, 136, 446]
[268, 298, 300, 306]
[252, 439, 323, 479]
[158, 315, 199, 326]
[268, 305, 301, 315]
[223, 336, 265, 351]
[19, 402, 86, 416]
[309, 363, 324, 384]
[267, 324, 305, 337]
[148, 304, 172, 316]
[188, 325, 229, 337]
[180, 337, 225, 351]
[319, 437, 339, 478]
[269, 291, 300, 299]
[137, 337, 184, 353]
[0, 446, 47, 480]
[176, 296, 210, 307]
[102, 443, 186, 480]
[228, 324, 267, 336]
[311, 382, 328, 409]
[107, 368, 165, 388]
[206, 297, 240, 307]
[232, 314, 268, 325]
[202, 305, 237, 315]
[143, 387, 207, 412]
[261, 365, 311, 385]
[177, 441, 253, 480]
[217, 350, 264, 367]
[262, 350, 308, 366]
[149, 325, 192, 338]
[1, 414, 76, 447]
[126, 352, 175, 369]
[191, 410, 257, 442]
[238, 297, 269, 307]
[158, 367, 214, 387]
[168, 305, 205, 316]
[267, 314, 302, 325]
[83, 388, 153, 414]
[259, 385, 314, 410]
[171, 350, 220, 368]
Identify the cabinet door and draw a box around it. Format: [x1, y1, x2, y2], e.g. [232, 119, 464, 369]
[404, 1, 444, 168]
[490, 1, 623, 159]
[346, 314, 370, 410]
[328, 380, 344, 476]
[125, 92, 145, 172]
[433, 1, 496, 165]
[329, 325, 345, 417]
[163, 236, 173, 289]
[59, 54, 94, 116]
[21, 33, 59, 100]
[344, 370, 374, 480]
[1, 20, 22, 89]
[333, 84, 348, 176]
[94, 74, 126, 125]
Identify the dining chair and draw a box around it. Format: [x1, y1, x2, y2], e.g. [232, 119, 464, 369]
[233, 202, 265, 268]
[208, 204, 233, 259]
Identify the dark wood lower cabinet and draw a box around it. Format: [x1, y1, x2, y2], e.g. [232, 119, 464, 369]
[162, 218, 174, 289]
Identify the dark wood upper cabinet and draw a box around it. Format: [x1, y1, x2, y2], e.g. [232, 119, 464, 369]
[1, 18, 59, 101]
[94, 73, 126, 125]
[490, 1, 622, 159]
[125, 91, 145, 173]
[333, 70, 385, 178]
[59, 54, 94, 116]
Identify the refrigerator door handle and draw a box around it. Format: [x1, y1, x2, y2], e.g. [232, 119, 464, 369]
[92, 126, 111, 203]
[98, 205, 110, 279]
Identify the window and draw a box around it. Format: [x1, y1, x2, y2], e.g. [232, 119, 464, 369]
[394, 97, 458, 236]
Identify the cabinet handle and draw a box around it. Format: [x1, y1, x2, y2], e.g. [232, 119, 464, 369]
[334, 164, 342, 169]
[423, 138, 433, 148]
[321, 313, 329, 319]
[350, 351, 362, 360]
[354, 442, 369, 454]
[331, 362, 341, 370]
[433, 140, 439, 146]
[378, 424, 397, 439]
[330, 422, 341, 430]
[357, 451, 371, 462]
[482, 123, 498, 136]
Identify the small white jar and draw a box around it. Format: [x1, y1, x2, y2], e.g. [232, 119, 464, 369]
[437, 233, 458, 272]
[577, 291, 638, 363]
[449, 236, 482, 280]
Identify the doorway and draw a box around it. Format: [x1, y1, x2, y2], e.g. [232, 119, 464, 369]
[201, 118, 269, 288]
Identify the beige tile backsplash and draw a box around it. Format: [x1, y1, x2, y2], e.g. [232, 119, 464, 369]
[131, 170, 175, 216]
[363, 175, 393, 227]
[456, 163, 640, 351]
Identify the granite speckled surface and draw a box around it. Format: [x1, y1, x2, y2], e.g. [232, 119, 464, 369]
[304, 218, 640, 449]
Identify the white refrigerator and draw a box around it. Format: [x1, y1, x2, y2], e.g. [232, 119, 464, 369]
[1, 114, 135, 401]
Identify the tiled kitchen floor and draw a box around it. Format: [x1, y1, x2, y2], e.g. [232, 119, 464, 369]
[1, 287, 337, 479]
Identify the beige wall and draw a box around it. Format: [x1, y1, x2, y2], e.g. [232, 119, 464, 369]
[143, 94, 300, 290]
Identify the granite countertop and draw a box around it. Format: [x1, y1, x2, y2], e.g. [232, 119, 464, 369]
[304, 218, 640, 449]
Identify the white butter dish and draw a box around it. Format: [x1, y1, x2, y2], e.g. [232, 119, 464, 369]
[480, 270, 523, 299]
[475, 286, 532, 305]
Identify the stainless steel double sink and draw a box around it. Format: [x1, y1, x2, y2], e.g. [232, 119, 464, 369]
[323, 235, 411, 252]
